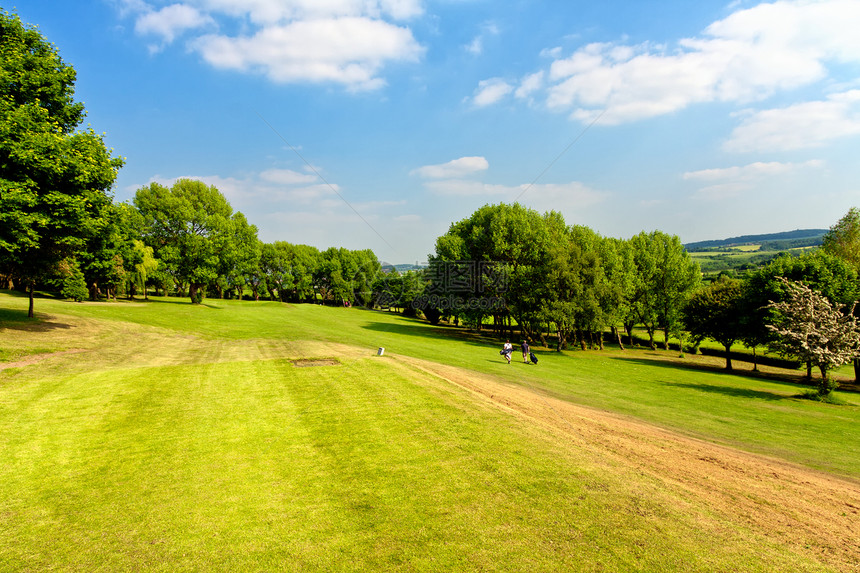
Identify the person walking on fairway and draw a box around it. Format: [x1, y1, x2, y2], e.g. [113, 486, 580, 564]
[502, 340, 513, 364]
[521, 340, 530, 363]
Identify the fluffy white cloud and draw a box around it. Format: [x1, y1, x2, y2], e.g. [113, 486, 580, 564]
[124, 0, 424, 90]
[411, 156, 489, 179]
[724, 90, 860, 152]
[191, 17, 422, 90]
[488, 0, 860, 123]
[135, 3, 214, 44]
[470, 78, 513, 107]
[198, 0, 423, 24]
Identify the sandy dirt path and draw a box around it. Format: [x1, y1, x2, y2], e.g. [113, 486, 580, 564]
[393, 354, 860, 572]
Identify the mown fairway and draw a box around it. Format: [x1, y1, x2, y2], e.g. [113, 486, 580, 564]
[1, 292, 858, 572]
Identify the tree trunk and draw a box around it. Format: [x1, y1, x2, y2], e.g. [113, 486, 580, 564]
[854, 357, 860, 383]
[663, 326, 670, 350]
[646, 327, 656, 350]
[189, 283, 199, 304]
[614, 326, 625, 350]
[806, 361, 813, 380]
[27, 283, 35, 318]
[724, 344, 733, 370]
[751, 346, 758, 372]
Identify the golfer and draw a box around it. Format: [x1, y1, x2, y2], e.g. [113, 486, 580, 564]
[521, 340, 530, 363]
[502, 340, 513, 364]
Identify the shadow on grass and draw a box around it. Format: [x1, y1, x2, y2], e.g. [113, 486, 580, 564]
[610, 354, 849, 396]
[0, 308, 73, 332]
[663, 381, 789, 401]
[360, 313, 506, 351]
[124, 297, 224, 309]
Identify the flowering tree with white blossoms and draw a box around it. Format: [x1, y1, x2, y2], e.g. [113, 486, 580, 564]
[766, 277, 860, 396]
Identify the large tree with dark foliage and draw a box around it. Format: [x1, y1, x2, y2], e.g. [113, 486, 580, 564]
[683, 277, 745, 370]
[0, 11, 123, 316]
[134, 179, 234, 304]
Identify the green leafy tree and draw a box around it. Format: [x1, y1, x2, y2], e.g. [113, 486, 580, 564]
[127, 239, 158, 299]
[134, 179, 233, 304]
[260, 242, 293, 302]
[628, 231, 700, 350]
[742, 251, 859, 377]
[766, 278, 860, 396]
[683, 277, 745, 369]
[212, 212, 259, 299]
[821, 207, 860, 381]
[599, 237, 636, 349]
[0, 11, 123, 316]
[79, 202, 142, 300]
[57, 258, 88, 302]
[430, 203, 555, 338]
[822, 207, 860, 272]
[350, 248, 381, 308]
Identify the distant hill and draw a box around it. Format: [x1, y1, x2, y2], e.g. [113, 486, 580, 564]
[685, 229, 827, 252]
[380, 263, 428, 273]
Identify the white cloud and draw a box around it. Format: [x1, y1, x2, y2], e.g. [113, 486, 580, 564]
[134, 4, 214, 44]
[724, 90, 860, 152]
[540, 46, 563, 59]
[123, 0, 425, 90]
[465, 36, 482, 55]
[411, 156, 489, 179]
[683, 160, 825, 181]
[198, 0, 423, 24]
[515, 71, 544, 100]
[533, 0, 860, 124]
[191, 17, 423, 90]
[464, 20, 499, 55]
[470, 78, 513, 107]
[259, 168, 318, 185]
[141, 171, 338, 208]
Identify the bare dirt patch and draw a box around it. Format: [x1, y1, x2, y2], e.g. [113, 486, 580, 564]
[394, 354, 860, 572]
[291, 358, 340, 367]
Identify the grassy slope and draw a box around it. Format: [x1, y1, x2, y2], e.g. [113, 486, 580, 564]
[1, 292, 857, 571]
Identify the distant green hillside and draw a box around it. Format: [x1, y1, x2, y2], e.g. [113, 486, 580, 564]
[685, 229, 826, 252]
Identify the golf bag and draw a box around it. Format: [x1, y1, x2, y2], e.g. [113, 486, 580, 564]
[529, 351, 538, 364]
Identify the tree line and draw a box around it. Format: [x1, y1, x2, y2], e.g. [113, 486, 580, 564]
[424, 203, 860, 397]
[4, 10, 860, 398]
[0, 12, 382, 313]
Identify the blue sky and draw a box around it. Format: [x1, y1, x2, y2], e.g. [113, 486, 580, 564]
[12, 0, 860, 263]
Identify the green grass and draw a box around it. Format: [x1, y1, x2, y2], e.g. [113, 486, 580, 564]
[1, 291, 857, 571]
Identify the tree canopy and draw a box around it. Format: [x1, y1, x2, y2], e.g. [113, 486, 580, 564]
[0, 10, 123, 316]
[134, 179, 236, 304]
[766, 277, 860, 396]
